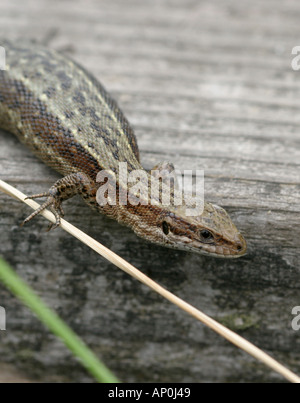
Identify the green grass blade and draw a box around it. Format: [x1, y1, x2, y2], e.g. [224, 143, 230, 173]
[0, 256, 119, 383]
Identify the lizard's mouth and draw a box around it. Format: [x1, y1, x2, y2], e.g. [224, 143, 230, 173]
[196, 232, 247, 258]
[163, 231, 247, 258]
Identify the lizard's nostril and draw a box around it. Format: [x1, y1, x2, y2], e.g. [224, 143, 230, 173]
[236, 234, 247, 255]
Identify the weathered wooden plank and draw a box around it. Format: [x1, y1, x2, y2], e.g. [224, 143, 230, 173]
[0, 0, 300, 383]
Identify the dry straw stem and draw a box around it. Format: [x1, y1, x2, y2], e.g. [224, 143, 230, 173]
[0, 178, 299, 384]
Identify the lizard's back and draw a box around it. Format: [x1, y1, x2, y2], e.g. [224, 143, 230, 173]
[0, 40, 141, 180]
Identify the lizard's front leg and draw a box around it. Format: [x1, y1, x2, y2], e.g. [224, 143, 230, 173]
[22, 172, 97, 230]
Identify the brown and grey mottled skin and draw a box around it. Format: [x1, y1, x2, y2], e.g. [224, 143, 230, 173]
[0, 40, 247, 258]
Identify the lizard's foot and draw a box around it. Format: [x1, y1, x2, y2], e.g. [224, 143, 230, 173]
[20, 172, 95, 231]
[22, 187, 64, 231]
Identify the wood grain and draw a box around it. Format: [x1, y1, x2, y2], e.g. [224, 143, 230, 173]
[0, 0, 300, 383]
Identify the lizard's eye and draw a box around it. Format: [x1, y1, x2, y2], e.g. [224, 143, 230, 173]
[199, 229, 214, 242]
[162, 221, 169, 235]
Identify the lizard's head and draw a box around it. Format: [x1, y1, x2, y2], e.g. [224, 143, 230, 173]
[159, 202, 247, 258]
[134, 202, 247, 258]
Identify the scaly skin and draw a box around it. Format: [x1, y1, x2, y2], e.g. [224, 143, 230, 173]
[0, 41, 247, 258]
